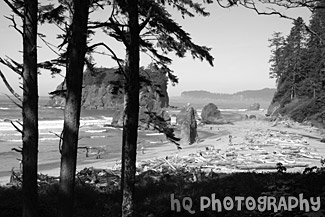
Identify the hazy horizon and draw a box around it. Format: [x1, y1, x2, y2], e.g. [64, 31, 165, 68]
[0, 1, 311, 97]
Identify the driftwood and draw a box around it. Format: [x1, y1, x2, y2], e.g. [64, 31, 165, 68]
[236, 163, 309, 170]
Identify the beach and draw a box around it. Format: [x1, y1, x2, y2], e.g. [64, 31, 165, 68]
[1, 109, 324, 186]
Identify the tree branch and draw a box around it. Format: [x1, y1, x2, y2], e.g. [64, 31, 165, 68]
[0, 57, 22, 76]
[4, 0, 23, 18]
[239, 0, 295, 21]
[4, 15, 23, 35]
[88, 42, 127, 79]
[109, 16, 129, 47]
[38, 33, 61, 56]
[11, 121, 23, 134]
[239, 0, 324, 44]
[0, 69, 22, 102]
[139, 6, 152, 32]
[88, 21, 128, 29]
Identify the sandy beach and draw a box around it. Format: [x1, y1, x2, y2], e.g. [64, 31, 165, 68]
[1, 110, 324, 186]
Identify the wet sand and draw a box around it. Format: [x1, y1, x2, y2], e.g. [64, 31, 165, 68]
[1, 110, 324, 185]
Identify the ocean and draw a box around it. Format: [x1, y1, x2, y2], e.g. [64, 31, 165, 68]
[0, 97, 129, 178]
[0, 96, 247, 179]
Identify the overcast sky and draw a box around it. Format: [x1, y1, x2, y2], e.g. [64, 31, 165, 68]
[0, 1, 311, 97]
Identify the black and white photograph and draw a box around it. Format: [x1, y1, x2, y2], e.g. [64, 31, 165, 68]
[0, 0, 324, 216]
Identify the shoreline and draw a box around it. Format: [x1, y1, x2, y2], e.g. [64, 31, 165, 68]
[1, 110, 324, 186]
[0, 128, 226, 186]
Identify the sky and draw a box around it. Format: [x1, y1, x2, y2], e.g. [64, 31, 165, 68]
[0, 1, 312, 97]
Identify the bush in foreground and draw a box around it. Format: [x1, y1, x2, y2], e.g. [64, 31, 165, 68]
[0, 169, 325, 217]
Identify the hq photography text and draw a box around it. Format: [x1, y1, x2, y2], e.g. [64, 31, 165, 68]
[170, 193, 321, 214]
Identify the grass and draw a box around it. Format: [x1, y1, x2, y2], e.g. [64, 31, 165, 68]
[1, 167, 325, 217]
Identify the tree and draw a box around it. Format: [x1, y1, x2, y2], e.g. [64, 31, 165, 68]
[113, 2, 140, 216]
[305, 0, 325, 98]
[268, 32, 286, 81]
[2, 1, 39, 216]
[264, 0, 325, 124]
[22, 1, 39, 216]
[93, 1, 214, 216]
[285, 17, 308, 99]
[57, 1, 91, 217]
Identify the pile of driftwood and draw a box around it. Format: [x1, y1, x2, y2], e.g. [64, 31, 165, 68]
[8, 170, 59, 186]
[8, 167, 120, 189]
[76, 167, 120, 189]
[7, 121, 324, 187]
[133, 128, 323, 173]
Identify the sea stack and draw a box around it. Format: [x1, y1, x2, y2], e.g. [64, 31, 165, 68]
[178, 106, 198, 145]
[201, 103, 222, 124]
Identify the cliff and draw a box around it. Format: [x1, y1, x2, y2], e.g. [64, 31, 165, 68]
[181, 88, 276, 101]
[48, 66, 169, 110]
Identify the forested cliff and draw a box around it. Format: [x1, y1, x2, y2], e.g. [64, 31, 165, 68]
[181, 88, 276, 101]
[268, 1, 325, 127]
[48, 65, 169, 109]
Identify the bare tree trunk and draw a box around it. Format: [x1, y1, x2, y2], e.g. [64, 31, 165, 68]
[121, 1, 140, 216]
[58, 1, 90, 217]
[22, 0, 38, 217]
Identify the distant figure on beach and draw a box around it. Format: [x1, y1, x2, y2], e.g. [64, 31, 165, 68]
[229, 134, 233, 145]
[141, 145, 145, 154]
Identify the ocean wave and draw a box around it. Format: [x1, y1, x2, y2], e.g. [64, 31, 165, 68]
[101, 116, 113, 120]
[0, 117, 113, 142]
[85, 129, 107, 133]
[0, 132, 21, 136]
[39, 138, 60, 141]
[0, 122, 17, 131]
[6, 137, 59, 143]
[146, 133, 164, 136]
[90, 135, 107, 139]
[0, 107, 9, 110]
[6, 139, 21, 143]
[219, 108, 248, 112]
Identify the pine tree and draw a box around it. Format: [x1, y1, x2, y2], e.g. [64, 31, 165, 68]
[268, 32, 286, 81]
[305, 0, 325, 98]
[285, 17, 308, 99]
[270, 17, 308, 105]
[22, 1, 39, 216]
[91, 1, 214, 216]
[57, 1, 91, 217]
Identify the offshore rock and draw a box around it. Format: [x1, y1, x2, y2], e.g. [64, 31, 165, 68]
[179, 106, 198, 145]
[48, 67, 169, 112]
[176, 103, 199, 125]
[111, 84, 171, 128]
[200, 103, 222, 124]
[248, 102, 260, 111]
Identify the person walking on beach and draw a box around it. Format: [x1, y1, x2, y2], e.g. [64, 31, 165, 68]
[229, 134, 233, 145]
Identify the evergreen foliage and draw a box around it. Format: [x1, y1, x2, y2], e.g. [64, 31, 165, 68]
[268, 0, 325, 127]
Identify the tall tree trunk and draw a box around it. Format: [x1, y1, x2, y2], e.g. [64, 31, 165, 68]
[121, 0, 140, 216]
[22, 0, 38, 217]
[58, 1, 90, 217]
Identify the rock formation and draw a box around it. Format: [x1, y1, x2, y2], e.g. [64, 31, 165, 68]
[248, 103, 260, 111]
[176, 103, 199, 125]
[249, 114, 257, 119]
[179, 106, 198, 145]
[266, 102, 281, 117]
[48, 67, 169, 111]
[200, 103, 222, 124]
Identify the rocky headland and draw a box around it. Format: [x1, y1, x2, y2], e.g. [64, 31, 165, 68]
[48, 66, 169, 111]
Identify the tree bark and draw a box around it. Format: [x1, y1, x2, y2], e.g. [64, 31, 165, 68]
[22, 0, 38, 217]
[121, 0, 140, 216]
[58, 1, 90, 217]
